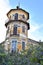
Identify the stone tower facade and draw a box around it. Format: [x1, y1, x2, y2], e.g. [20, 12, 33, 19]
[5, 6, 30, 52]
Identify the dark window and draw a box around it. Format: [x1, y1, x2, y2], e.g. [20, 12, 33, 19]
[13, 26, 17, 35]
[22, 42, 25, 50]
[22, 26, 25, 33]
[15, 13, 18, 20]
[22, 15, 25, 19]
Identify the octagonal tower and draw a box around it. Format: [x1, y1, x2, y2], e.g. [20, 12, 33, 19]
[5, 6, 30, 52]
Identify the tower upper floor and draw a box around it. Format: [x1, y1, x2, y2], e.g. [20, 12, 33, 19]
[7, 6, 29, 21]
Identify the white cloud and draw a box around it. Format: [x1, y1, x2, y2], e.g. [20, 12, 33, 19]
[0, 0, 11, 43]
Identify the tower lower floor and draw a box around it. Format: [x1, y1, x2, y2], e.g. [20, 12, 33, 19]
[4, 36, 28, 53]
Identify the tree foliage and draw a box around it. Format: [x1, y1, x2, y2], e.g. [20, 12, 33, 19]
[0, 43, 43, 65]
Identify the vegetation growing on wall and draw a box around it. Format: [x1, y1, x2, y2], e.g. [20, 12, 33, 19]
[0, 43, 43, 65]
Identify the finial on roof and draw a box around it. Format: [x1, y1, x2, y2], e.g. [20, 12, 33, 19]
[16, 0, 20, 9]
[16, 6, 19, 9]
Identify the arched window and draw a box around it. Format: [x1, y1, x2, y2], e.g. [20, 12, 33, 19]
[22, 15, 25, 19]
[13, 25, 17, 35]
[15, 13, 18, 20]
[11, 40, 17, 52]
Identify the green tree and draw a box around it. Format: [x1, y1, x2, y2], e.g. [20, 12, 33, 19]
[0, 43, 43, 65]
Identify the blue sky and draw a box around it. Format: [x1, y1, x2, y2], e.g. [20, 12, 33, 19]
[0, 0, 43, 43]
